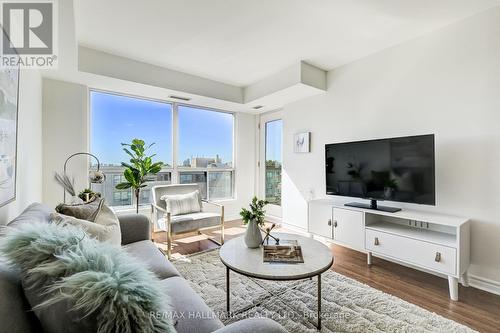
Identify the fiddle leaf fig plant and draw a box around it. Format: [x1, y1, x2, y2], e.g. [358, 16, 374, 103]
[240, 196, 269, 227]
[116, 138, 163, 213]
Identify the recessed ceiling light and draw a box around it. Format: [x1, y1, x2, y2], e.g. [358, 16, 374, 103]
[169, 95, 191, 101]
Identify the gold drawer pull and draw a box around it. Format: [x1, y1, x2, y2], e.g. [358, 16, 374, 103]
[435, 252, 441, 262]
[374, 237, 379, 246]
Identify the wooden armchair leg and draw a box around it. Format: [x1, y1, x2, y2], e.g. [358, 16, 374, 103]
[221, 223, 225, 245]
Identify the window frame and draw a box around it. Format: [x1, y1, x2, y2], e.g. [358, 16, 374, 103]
[88, 89, 236, 209]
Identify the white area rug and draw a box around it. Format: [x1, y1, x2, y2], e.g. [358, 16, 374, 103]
[172, 249, 475, 333]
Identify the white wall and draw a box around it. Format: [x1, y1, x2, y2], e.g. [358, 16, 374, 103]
[282, 7, 500, 288]
[0, 70, 43, 224]
[229, 112, 257, 220]
[42, 79, 88, 207]
[41, 78, 256, 220]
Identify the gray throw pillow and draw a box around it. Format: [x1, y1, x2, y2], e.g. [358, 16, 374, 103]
[50, 204, 122, 247]
[0, 222, 175, 333]
[55, 197, 104, 222]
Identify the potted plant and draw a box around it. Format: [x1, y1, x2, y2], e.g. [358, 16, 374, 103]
[116, 139, 163, 213]
[78, 188, 100, 203]
[240, 196, 269, 248]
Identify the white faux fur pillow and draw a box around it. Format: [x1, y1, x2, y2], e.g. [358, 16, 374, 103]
[160, 190, 201, 216]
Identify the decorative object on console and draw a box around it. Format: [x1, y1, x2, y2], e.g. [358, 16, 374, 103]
[0, 49, 19, 208]
[61, 152, 106, 203]
[293, 131, 310, 153]
[116, 138, 163, 213]
[240, 196, 268, 248]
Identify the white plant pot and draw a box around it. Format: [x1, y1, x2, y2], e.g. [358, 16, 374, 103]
[244, 221, 263, 248]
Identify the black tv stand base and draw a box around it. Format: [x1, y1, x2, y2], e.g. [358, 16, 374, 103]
[345, 200, 401, 213]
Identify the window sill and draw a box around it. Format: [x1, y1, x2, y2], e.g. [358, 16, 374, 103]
[207, 198, 236, 203]
[110, 199, 236, 213]
[110, 205, 150, 214]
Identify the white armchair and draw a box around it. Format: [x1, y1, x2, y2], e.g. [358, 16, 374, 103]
[151, 184, 224, 259]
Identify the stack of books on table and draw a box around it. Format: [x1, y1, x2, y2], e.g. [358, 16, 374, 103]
[263, 240, 304, 264]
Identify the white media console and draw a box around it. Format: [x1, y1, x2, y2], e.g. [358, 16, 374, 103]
[308, 199, 470, 301]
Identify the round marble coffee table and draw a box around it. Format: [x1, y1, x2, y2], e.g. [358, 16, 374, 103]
[219, 233, 333, 330]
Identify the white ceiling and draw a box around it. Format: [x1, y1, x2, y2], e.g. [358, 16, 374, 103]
[75, 0, 500, 87]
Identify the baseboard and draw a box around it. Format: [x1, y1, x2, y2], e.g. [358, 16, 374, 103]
[468, 274, 500, 296]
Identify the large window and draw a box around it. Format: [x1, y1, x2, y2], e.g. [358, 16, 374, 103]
[265, 120, 282, 206]
[178, 105, 233, 168]
[90, 91, 234, 207]
[178, 105, 234, 200]
[91, 91, 172, 166]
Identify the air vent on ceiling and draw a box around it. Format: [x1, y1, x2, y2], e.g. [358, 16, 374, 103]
[169, 95, 191, 101]
[253, 105, 264, 110]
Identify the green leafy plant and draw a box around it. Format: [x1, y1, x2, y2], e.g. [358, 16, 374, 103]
[116, 139, 163, 213]
[240, 196, 269, 227]
[78, 188, 100, 202]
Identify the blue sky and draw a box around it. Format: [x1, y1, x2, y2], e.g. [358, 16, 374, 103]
[266, 119, 282, 162]
[91, 91, 233, 166]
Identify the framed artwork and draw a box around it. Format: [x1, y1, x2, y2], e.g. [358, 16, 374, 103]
[294, 132, 310, 153]
[0, 38, 20, 207]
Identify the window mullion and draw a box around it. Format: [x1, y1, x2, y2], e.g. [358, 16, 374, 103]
[172, 103, 179, 184]
[207, 170, 211, 201]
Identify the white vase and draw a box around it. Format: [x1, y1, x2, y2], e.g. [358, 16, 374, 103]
[244, 221, 263, 248]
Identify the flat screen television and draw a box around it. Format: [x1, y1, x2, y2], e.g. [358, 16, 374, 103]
[325, 134, 435, 212]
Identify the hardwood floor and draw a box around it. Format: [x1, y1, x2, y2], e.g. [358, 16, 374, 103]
[154, 220, 500, 333]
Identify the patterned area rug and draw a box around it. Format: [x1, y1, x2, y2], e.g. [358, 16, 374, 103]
[172, 249, 475, 333]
